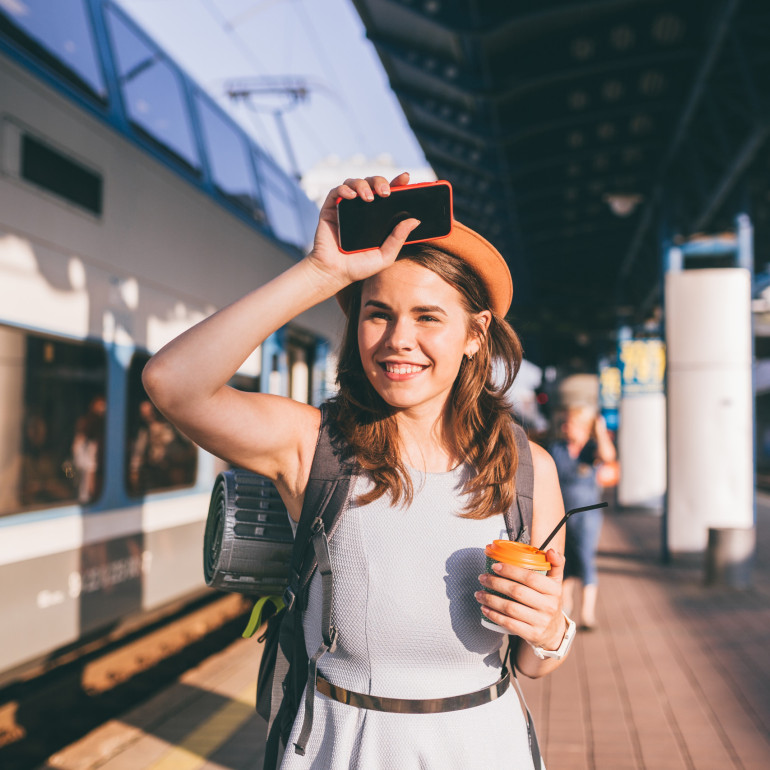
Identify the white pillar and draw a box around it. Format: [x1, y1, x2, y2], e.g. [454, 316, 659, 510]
[617, 392, 667, 507]
[290, 348, 309, 404]
[665, 268, 754, 553]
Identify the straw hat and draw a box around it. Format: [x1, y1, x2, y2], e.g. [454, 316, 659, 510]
[336, 221, 513, 318]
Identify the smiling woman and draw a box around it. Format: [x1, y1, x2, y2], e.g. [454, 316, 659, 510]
[142, 172, 570, 770]
[336, 246, 522, 518]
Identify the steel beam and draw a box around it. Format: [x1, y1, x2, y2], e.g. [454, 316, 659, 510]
[617, 0, 741, 289]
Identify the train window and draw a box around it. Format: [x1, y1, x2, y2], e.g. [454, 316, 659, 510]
[0, 326, 107, 517]
[196, 95, 266, 222]
[21, 133, 103, 215]
[254, 151, 305, 249]
[105, 7, 200, 174]
[0, 0, 107, 102]
[125, 353, 197, 497]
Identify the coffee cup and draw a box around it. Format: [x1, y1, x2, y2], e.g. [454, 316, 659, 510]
[480, 540, 551, 633]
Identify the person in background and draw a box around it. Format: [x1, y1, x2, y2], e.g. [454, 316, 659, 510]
[71, 395, 106, 504]
[549, 405, 616, 630]
[129, 400, 196, 494]
[21, 413, 71, 505]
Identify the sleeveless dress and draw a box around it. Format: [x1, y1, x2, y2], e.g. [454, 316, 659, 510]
[549, 440, 603, 585]
[280, 465, 536, 770]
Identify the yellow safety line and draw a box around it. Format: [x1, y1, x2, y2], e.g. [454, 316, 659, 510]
[148, 681, 257, 769]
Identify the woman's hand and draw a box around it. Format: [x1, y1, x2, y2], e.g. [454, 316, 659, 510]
[476, 548, 567, 652]
[593, 414, 617, 463]
[305, 172, 420, 292]
[593, 414, 609, 440]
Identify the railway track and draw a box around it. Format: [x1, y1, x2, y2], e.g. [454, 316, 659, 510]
[0, 593, 252, 770]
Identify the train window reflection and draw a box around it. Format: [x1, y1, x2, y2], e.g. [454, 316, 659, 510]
[125, 354, 197, 497]
[0, 326, 107, 517]
[254, 150, 304, 248]
[0, 0, 107, 102]
[197, 95, 266, 222]
[105, 7, 200, 173]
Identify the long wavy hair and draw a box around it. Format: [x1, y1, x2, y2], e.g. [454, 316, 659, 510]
[328, 243, 524, 519]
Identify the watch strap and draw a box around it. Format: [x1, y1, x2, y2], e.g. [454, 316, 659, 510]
[529, 612, 576, 660]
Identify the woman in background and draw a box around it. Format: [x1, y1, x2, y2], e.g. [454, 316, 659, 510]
[549, 406, 616, 630]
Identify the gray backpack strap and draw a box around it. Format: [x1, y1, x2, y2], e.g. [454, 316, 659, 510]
[505, 423, 534, 544]
[283, 404, 356, 612]
[293, 516, 338, 755]
[507, 640, 544, 770]
[505, 423, 544, 770]
[289, 404, 355, 757]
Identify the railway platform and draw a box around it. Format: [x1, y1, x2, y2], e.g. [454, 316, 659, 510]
[40, 496, 770, 770]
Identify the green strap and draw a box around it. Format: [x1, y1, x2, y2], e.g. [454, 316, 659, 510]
[242, 595, 285, 639]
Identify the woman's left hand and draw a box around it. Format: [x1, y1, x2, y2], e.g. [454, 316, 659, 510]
[476, 548, 567, 651]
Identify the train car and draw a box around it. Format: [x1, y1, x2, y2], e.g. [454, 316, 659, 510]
[0, 0, 343, 684]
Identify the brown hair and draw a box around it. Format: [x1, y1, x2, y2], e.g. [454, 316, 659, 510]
[328, 243, 524, 519]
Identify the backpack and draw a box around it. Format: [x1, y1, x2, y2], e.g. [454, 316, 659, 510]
[207, 404, 541, 769]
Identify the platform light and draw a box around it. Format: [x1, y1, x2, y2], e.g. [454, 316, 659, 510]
[604, 193, 643, 217]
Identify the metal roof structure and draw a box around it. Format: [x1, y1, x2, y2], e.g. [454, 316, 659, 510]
[351, 0, 770, 364]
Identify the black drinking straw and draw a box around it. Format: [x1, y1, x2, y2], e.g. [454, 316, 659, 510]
[538, 502, 608, 551]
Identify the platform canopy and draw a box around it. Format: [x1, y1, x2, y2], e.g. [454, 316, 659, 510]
[351, 0, 770, 363]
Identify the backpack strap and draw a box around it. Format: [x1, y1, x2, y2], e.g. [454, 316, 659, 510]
[505, 423, 543, 770]
[282, 404, 356, 613]
[506, 639, 544, 769]
[285, 403, 356, 757]
[505, 422, 534, 544]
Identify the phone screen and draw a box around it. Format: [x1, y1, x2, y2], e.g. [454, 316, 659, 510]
[337, 181, 453, 253]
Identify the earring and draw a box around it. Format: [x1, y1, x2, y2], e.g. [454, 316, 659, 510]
[466, 352, 475, 360]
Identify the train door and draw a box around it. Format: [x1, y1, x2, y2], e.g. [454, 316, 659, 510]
[287, 328, 316, 404]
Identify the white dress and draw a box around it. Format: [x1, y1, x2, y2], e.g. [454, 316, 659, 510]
[280, 465, 537, 770]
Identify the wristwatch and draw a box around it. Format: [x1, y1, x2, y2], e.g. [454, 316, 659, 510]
[528, 612, 577, 660]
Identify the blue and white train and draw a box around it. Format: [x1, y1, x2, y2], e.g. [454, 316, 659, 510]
[0, 0, 342, 684]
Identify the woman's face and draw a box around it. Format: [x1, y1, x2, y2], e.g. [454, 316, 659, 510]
[357, 260, 487, 417]
[563, 412, 594, 445]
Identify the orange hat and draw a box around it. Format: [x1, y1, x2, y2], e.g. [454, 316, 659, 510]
[336, 220, 513, 318]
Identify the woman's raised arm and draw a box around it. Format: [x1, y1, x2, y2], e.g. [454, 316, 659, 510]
[142, 174, 417, 515]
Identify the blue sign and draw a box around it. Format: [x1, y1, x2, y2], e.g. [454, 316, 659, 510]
[599, 365, 621, 430]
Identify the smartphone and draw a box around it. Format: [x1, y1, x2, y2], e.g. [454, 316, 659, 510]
[336, 180, 453, 253]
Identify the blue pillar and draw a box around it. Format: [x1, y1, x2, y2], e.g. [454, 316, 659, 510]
[312, 338, 331, 406]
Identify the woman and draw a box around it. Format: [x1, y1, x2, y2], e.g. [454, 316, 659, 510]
[549, 406, 616, 630]
[143, 173, 570, 769]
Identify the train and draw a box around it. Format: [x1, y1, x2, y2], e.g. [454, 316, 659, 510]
[0, 0, 343, 685]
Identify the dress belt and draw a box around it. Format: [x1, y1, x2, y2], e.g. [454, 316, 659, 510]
[316, 668, 510, 714]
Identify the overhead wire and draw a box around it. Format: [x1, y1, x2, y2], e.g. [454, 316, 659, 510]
[197, 0, 288, 164]
[197, 0, 342, 173]
[289, 0, 371, 157]
[224, 0, 286, 31]
[293, 107, 336, 159]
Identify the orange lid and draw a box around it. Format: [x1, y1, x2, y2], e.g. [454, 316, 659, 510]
[485, 540, 551, 570]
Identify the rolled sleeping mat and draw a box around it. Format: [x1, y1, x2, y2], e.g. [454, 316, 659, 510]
[204, 469, 295, 596]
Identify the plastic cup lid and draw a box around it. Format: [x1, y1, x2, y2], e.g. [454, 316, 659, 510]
[484, 540, 551, 570]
